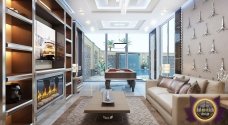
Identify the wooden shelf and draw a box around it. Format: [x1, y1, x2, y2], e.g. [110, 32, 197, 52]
[66, 24, 72, 30]
[6, 8, 32, 24]
[66, 12, 72, 28]
[6, 14, 32, 47]
[66, 71, 72, 83]
[66, 38, 72, 43]
[65, 68, 72, 71]
[66, 26, 72, 40]
[6, 99, 32, 116]
[6, 73, 32, 82]
[6, 104, 32, 125]
[6, 43, 32, 52]
[66, 53, 72, 58]
[36, 1, 64, 25]
[6, 0, 32, 20]
[66, 57, 72, 68]
[66, 84, 72, 99]
[66, 42, 71, 54]
[6, 50, 32, 76]
[35, 68, 65, 74]
[66, 82, 72, 86]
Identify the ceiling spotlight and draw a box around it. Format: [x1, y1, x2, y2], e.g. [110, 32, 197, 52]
[144, 27, 149, 32]
[80, 12, 85, 15]
[90, 27, 95, 32]
[86, 20, 91, 25]
[160, 12, 164, 16]
[79, 9, 84, 13]
[116, 0, 120, 3]
[150, 20, 157, 26]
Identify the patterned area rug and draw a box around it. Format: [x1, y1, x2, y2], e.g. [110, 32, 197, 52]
[53, 96, 167, 125]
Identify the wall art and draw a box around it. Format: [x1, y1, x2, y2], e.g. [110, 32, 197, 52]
[202, 23, 209, 36]
[209, 39, 217, 54]
[192, 28, 196, 39]
[203, 58, 210, 72]
[187, 45, 191, 56]
[192, 0, 196, 10]
[197, 42, 203, 55]
[187, 18, 191, 29]
[209, 0, 217, 18]
[192, 59, 196, 70]
[217, 16, 227, 32]
[197, 11, 203, 23]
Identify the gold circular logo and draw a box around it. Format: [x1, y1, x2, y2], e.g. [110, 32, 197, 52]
[193, 99, 217, 122]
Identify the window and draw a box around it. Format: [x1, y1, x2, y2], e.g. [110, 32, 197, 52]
[160, 17, 175, 76]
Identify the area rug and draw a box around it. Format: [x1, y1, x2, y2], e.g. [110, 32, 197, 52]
[53, 96, 167, 125]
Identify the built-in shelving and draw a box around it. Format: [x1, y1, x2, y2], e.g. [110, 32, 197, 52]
[65, 11, 73, 99]
[1, 0, 75, 124]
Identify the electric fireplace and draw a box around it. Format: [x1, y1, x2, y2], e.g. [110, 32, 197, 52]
[37, 73, 63, 109]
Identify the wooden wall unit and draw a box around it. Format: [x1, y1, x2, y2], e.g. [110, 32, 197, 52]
[65, 11, 73, 99]
[1, 0, 74, 124]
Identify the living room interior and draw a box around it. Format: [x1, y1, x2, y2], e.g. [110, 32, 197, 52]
[1, 0, 228, 125]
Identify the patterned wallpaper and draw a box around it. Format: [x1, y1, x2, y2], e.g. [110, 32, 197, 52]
[182, 0, 228, 83]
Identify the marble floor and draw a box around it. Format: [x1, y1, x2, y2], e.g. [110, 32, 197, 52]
[37, 80, 146, 125]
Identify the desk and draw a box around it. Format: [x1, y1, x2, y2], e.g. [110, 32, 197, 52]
[105, 69, 136, 92]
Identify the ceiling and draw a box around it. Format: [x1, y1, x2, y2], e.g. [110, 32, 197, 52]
[64, 0, 187, 33]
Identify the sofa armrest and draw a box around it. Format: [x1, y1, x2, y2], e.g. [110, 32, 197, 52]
[145, 80, 158, 94]
[172, 94, 228, 125]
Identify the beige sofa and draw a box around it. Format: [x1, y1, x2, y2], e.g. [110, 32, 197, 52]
[146, 74, 228, 125]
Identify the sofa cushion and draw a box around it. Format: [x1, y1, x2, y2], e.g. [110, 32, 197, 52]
[173, 74, 185, 80]
[205, 80, 225, 94]
[187, 81, 201, 94]
[186, 77, 208, 93]
[158, 75, 173, 84]
[179, 84, 191, 94]
[167, 79, 186, 94]
[158, 78, 174, 88]
[147, 87, 172, 114]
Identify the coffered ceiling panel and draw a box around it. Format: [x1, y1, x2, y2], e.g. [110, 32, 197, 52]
[99, 20, 145, 30]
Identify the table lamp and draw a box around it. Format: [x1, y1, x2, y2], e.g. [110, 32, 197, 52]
[162, 64, 170, 76]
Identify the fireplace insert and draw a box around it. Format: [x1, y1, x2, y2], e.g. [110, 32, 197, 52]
[37, 73, 63, 109]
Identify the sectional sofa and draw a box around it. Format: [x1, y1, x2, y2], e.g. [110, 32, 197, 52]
[146, 74, 228, 125]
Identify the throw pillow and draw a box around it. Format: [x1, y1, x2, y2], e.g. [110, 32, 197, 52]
[187, 81, 201, 94]
[157, 75, 173, 84]
[167, 79, 186, 94]
[174, 77, 190, 83]
[179, 84, 191, 94]
[159, 78, 174, 88]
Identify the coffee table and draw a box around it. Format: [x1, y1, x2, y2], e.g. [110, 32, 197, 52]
[84, 91, 130, 120]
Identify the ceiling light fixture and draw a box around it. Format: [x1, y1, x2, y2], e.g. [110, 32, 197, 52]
[150, 20, 157, 26]
[116, 0, 120, 3]
[86, 20, 91, 25]
[90, 27, 95, 32]
[144, 27, 149, 32]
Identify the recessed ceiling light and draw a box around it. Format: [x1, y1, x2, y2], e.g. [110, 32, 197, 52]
[150, 20, 157, 26]
[90, 27, 95, 32]
[79, 9, 84, 13]
[144, 27, 149, 32]
[160, 12, 165, 16]
[86, 20, 91, 25]
[163, 9, 167, 13]
[80, 12, 85, 15]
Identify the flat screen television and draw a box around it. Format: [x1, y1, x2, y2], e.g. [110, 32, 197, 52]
[35, 21, 56, 60]
[37, 73, 63, 109]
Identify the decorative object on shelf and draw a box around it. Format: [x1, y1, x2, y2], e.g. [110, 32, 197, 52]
[203, 58, 210, 72]
[202, 23, 209, 36]
[192, 59, 196, 70]
[187, 18, 191, 29]
[209, 39, 217, 54]
[6, 83, 22, 104]
[197, 11, 203, 23]
[192, 0, 196, 10]
[217, 16, 227, 32]
[192, 28, 196, 39]
[209, 0, 217, 18]
[187, 45, 191, 56]
[197, 42, 203, 55]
